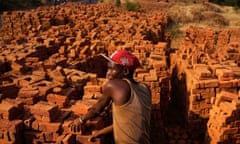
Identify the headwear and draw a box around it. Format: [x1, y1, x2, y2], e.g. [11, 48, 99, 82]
[100, 49, 140, 71]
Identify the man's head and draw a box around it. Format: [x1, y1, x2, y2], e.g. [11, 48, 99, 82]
[100, 50, 140, 80]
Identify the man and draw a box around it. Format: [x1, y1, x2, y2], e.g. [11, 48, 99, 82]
[70, 49, 152, 144]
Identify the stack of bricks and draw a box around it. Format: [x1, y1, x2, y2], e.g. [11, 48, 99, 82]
[207, 91, 240, 144]
[0, 3, 171, 144]
[83, 79, 105, 100]
[171, 26, 240, 119]
[27, 101, 63, 143]
[0, 4, 168, 79]
[0, 98, 24, 144]
[132, 41, 170, 143]
[170, 26, 240, 143]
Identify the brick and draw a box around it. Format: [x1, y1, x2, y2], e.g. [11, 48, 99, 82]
[48, 68, 66, 83]
[31, 80, 58, 97]
[0, 103, 17, 120]
[76, 135, 101, 144]
[41, 132, 59, 142]
[195, 66, 212, 80]
[16, 96, 40, 105]
[42, 122, 61, 133]
[30, 101, 60, 122]
[47, 93, 69, 108]
[83, 92, 103, 100]
[84, 84, 102, 94]
[144, 75, 158, 82]
[215, 91, 239, 106]
[0, 119, 24, 143]
[71, 100, 97, 116]
[18, 87, 39, 98]
[216, 68, 234, 81]
[204, 79, 218, 88]
[219, 80, 233, 88]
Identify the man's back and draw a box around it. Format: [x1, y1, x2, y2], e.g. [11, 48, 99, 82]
[112, 79, 151, 144]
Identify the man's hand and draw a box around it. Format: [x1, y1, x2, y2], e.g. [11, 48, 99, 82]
[88, 130, 100, 142]
[69, 116, 85, 133]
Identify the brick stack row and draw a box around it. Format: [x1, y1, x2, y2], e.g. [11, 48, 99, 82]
[133, 41, 170, 143]
[0, 4, 168, 77]
[171, 26, 240, 120]
[206, 91, 240, 144]
[170, 26, 240, 143]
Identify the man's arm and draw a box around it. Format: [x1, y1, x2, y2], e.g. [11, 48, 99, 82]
[82, 93, 112, 122]
[70, 80, 113, 131]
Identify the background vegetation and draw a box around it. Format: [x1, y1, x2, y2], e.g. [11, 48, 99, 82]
[210, 0, 240, 8]
[0, 0, 42, 13]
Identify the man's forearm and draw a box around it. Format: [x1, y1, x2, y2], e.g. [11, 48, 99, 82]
[97, 125, 113, 135]
[83, 95, 111, 122]
[82, 107, 99, 122]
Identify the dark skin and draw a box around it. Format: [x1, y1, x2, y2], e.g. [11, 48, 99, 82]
[70, 61, 133, 140]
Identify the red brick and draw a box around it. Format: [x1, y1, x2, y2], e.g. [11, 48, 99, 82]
[31, 80, 58, 97]
[71, 100, 97, 116]
[43, 122, 61, 133]
[47, 93, 69, 108]
[76, 135, 101, 144]
[41, 131, 59, 142]
[30, 101, 60, 122]
[0, 103, 17, 120]
[18, 87, 39, 98]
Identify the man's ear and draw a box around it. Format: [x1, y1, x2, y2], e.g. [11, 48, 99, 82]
[123, 67, 129, 76]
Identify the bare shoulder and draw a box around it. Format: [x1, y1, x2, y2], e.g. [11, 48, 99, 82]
[104, 79, 129, 89]
[104, 79, 131, 105]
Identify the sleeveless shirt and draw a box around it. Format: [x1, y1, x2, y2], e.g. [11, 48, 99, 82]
[112, 79, 151, 144]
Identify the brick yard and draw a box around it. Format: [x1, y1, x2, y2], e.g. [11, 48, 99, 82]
[0, 1, 239, 144]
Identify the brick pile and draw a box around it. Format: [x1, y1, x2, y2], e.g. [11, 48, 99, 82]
[134, 42, 171, 143]
[169, 26, 240, 143]
[206, 91, 240, 144]
[0, 99, 24, 144]
[0, 3, 170, 144]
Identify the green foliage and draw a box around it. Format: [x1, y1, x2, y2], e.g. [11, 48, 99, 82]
[115, 0, 121, 7]
[209, 0, 240, 7]
[125, 0, 141, 11]
[0, 0, 43, 13]
[233, 5, 240, 10]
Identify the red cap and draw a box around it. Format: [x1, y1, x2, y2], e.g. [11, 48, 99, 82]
[100, 50, 140, 71]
